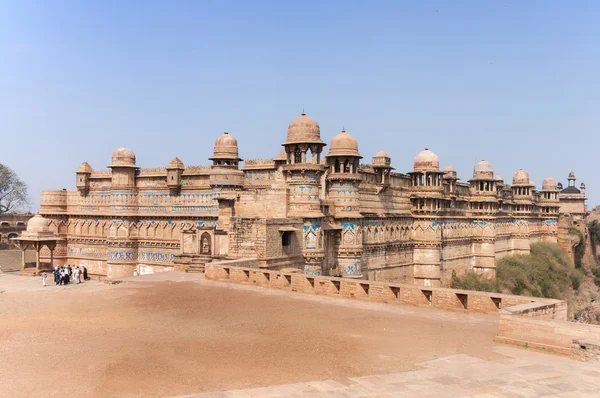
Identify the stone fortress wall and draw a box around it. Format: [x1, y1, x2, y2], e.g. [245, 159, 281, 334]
[37, 113, 588, 286]
[0, 214, 32, 246]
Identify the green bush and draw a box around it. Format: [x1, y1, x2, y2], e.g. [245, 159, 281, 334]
[571, 274, 581, 290]
[450, 242, 580, 299]
[451, 270, 499, 293]
[592, 266, 600, 288]
[495, 242, 575, 299]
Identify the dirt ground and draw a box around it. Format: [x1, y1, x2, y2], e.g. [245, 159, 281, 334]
[0, 274, 500, 397]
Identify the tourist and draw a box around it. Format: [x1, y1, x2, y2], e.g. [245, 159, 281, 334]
[63, 267, 70, 285]
[54, 266, 60, 285]
[58, 266, 65, 285]
[74, 266, 80, 284]
[41, 271, 47, 287]
[83, 265, 88, 281]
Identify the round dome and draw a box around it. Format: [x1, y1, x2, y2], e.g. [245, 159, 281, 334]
[568, 171, 576, 179]
[512, 169, 530, 185]
[473, 160, 494, 179]
[283, 112, 324, 146]
[210, 132, 242, 161]
[26, 213, 50, 233]
[110, 147, 136, 168]
[443, 165, 455, 173]
[495, 175, 504, 182]
[413, 148, 439, 172]
[542, 177, 557, 191]
[326, 130, 361, 158]
[375, 150, 389, 158]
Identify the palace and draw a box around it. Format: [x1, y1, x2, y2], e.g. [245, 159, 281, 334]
[36, 113, 588, 286]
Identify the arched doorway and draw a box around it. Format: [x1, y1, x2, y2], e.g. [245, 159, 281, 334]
[200, 232, 212, 255]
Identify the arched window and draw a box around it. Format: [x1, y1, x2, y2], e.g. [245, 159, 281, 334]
[343, 159, 350, 173]
[294, 146, 302, 164]
[335, 159, 341, 173]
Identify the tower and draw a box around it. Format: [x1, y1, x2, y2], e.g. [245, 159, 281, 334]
[510, 169, 535, 255]
[282, 112, 327, 274]
[409, 148, 444, 287]
[107, 147, 139, 278]
[325, 129, 363, 278]
[468, 160, 498, 276]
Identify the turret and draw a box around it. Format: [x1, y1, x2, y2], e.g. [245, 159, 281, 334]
[468, 160, 499, 215]
[76, 162, 93, 195]
[209, 132, 244, 188]
[511, 169, 535, 215]
[108, 147, 138, 189]
[325, 129, 363, 278]
[281, 112, 327, 219]
[166, 157, 184, 193]
[372, 150, 393, 187]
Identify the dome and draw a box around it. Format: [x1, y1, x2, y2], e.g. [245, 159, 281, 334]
[413, 148, 439, 172]
[326, 130, 361, 158]
[512, 169, 530, 185]
[283, 112, 324, 146]
[209, 132, 242, 161]
[443, 165, 455, 173]
[76, 162, 93, 174]
[375, 150, 389, 158]
[110, 147, 137, 168]
[473, 160, 494, 179]
[274, 150, 287, 161]
[26, 213, 50, 233]
[495, 175, 504, 182]
[167, 157, 184, 169]
[568, 171, 576, 179]
[542, 177, 557, 191]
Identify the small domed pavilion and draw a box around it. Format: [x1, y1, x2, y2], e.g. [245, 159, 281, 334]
[11, 213, 63, 273]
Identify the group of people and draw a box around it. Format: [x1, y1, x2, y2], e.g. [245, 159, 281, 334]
[41, 265, 90, 287]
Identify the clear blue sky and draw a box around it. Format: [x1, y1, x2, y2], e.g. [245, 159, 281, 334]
[1, 1, 598, 210]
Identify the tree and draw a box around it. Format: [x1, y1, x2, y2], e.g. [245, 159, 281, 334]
[0, 163, 29, 214]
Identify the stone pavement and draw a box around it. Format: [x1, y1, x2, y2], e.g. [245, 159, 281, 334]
[176, 346, 600, 398]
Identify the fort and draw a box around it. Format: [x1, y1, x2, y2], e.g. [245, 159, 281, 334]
[31, 112, 587, 286]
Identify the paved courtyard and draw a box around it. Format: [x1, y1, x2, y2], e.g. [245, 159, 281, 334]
[177, 346, 600, 397]
[0, 272, 598, 397]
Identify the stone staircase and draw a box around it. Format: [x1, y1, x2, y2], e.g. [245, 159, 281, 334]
[173, 253, 212, 274]
[185, 264, 206, 273]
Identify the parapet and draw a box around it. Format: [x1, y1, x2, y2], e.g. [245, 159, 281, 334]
[243, 159, 276, 170]
[40, 190, 68, 213]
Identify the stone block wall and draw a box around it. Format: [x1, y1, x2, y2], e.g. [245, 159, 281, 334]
[496, 313, 600, 356]
[205, 263, 564, 316]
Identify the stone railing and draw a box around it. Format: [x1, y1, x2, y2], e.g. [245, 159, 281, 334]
[205, 263, 564, 316]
